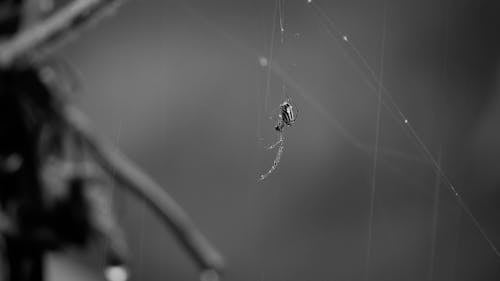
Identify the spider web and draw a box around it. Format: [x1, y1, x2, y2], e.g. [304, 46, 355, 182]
[65, 0, 500, 280]
[255, 0, 500, 280]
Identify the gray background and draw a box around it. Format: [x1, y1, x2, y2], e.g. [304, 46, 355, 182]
[47, 0, 500, 280]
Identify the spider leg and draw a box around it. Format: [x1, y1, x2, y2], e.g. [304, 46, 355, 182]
[259, 140, 285, 181]
[267, 132, 284, 150]
[267, 137, 283, 150]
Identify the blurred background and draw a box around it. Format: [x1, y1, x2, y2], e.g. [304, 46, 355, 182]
[48, 0, 500, 280]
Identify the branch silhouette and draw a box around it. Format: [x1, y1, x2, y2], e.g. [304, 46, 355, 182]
[0, 0, 124, 67]
[0, 0, 224, 280]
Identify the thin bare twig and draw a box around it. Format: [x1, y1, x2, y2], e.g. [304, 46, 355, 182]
[61, 105, 225, 275]
[0, 0, 124, 67]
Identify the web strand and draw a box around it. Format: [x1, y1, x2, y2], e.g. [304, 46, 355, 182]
[279, 0, 287, 102]
[306, 0, 500, 260]
[428, 1, 450, 279]
[428, 148, 442, 281]
[264, 0, 280, 115]
[365, 2, 387, 280]
[279, 0, 285, 44]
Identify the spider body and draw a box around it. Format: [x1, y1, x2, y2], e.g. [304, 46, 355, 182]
[274, 100, 296, 132]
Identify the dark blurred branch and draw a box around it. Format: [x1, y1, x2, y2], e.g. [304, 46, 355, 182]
[60, 105, 224, 276]
[0, 0, 224, 277]
[0, 0, 125, 67]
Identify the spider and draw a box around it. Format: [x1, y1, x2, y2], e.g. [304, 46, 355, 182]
[274, 99, 297, 132]
[260, 98, 297, 181]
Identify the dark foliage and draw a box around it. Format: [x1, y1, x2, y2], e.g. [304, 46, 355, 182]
[0, 54, 127, 281]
